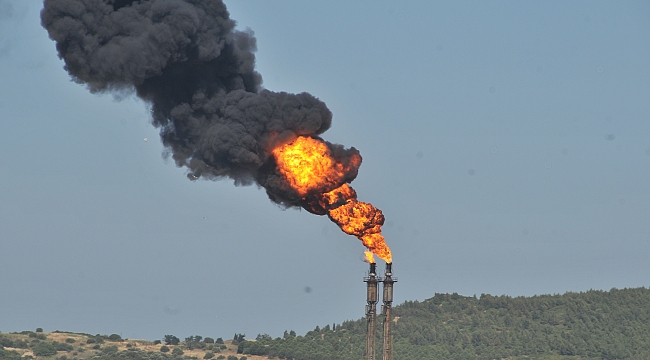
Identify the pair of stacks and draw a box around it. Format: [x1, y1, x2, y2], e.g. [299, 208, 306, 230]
[364, 262, 397, 360]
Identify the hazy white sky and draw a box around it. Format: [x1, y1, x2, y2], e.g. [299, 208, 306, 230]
[1, 0, 649, 341]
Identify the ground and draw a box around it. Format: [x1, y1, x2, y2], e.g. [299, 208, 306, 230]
[1, 331, 269, 360]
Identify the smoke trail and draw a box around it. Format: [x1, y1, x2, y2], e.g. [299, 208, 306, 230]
[41, 0, 360, 208]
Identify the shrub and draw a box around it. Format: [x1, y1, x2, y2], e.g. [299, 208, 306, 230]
[92, 344, 100, 350]
[0, 348, 21, 360]
[227, 356, 238, 360]
[13, 340, 28, 349]
[203, 352, 214, 359]
[54, 342, 73, 351]
[171, 347, 184, 356]
[0, 336, 15, 348]
[35, 328, 43, 333]
[32, 342, 58, 357]
[153, 340, 161, 345]
[101, 345, 118, 354]
[216, 356, 225, 360]
[108, 334, 123, 342]
[203, 337, 214, 344]
[215, 338, 224, 345]
[159, 346, 169, 353]
[85, 338, 95, 344]
[65, 338, 75, 344]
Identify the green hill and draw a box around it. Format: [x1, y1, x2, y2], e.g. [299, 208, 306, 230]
[237, 287, 650, 360]
[2, 287, 650, 360]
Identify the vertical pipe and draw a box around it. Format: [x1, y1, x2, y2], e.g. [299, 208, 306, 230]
[364, 263, 379, 360]
[382, 263, 396, 360]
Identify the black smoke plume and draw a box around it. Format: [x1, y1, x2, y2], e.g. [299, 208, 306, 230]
[41, 0, 360, 209]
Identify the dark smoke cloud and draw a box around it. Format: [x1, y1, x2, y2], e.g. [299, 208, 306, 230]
[41, 0, 360, 209]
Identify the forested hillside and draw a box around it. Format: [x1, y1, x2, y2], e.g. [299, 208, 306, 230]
[237, 287, 650, 360]
[2, 287, 649, 360]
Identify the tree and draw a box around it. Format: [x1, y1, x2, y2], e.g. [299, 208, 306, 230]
[32, 342, 57, 357]
[184, 335, 205, 350]
[108, 334, 123, 342]
[164, 335, 180, 345]
[86, 336, 103, 344]
[204, 337, 215, 344]
[231, 334, 245, 345]
[171, 347, 184, 356]
[35, 328, 43, 333]
[203, 352, 214, 359]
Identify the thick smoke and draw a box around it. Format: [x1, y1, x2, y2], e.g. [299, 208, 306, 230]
[41, 0, 360, 209]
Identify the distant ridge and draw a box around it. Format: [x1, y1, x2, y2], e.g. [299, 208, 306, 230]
[3, 287, 650, 360]
[237, 287, 650, 360]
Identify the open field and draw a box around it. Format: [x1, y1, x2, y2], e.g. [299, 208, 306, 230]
[0, 331, 268, 360]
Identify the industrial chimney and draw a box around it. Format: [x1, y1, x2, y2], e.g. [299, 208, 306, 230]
[381, 263, 397, 360]
[364, 263, 380, 360]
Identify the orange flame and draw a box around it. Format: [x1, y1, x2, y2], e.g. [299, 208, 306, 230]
[364, 251, 376, 264]
[272, 136, 360, 197]
[272, 136, 392, 263]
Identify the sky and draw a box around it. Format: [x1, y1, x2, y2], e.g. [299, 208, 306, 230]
[1, 0, 649, 342]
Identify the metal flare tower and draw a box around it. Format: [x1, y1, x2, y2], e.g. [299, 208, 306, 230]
[381, 263, 397, 360]
[364, 263, 381, 360]
[365, 262, 397, 360]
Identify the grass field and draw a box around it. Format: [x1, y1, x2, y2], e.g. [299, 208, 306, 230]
[0, 330, 270, 360]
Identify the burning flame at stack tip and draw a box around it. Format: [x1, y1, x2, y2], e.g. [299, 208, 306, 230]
[272, 136, 392, 263]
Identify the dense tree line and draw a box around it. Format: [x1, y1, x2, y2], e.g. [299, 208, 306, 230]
[235, 287, 650, 360]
